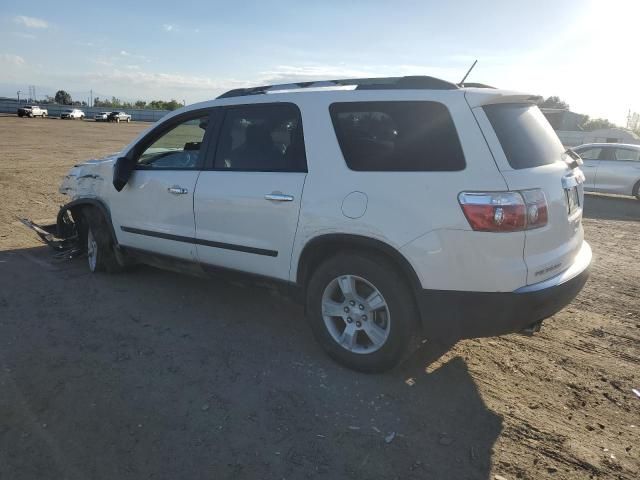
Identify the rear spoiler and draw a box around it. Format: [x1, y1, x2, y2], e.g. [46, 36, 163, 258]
[463, 89, 543, 108]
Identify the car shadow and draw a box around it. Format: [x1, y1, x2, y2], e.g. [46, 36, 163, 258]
[583, 193, 639, 222]
[0, 246, 501, 480]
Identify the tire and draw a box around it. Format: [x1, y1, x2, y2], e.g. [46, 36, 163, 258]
[116, 118, 120, 123]
[633, 180, 640, 200]
[305, 252, 419, 373]
[126, 118, 130, 123]
[81, 209, 123, 273]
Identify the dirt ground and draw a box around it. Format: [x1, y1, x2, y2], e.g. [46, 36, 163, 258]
[0, 115, 638, 479]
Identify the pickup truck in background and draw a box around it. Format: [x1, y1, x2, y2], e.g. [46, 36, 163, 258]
[17, 105, 48, 118]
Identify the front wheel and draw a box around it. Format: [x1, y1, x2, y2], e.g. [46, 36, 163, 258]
[82, 209, 123, 273]
[306, 253, 419, 373]
[126, 118, 130, 123]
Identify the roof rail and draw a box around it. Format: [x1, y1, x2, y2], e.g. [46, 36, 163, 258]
[459, 82, 496, 89]
[217, 75, 459, 99]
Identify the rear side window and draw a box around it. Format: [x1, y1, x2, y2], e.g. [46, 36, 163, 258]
[484, 103, 565, 169]
[614, 148, 640, 161]
[214, 103, 307, 172]
[329, 101, 465, 171]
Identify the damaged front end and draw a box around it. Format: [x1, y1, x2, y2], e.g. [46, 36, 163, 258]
[19, 210, 82, 259]
[20, 154, 118, 259]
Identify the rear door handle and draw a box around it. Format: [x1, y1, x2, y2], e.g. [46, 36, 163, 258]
[265, 192, 294, 202]
[168, 186, 188, 195]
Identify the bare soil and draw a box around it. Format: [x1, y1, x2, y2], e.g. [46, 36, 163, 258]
[0, 115, 638, 479]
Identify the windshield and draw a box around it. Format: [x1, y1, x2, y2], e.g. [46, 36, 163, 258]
[483, 103, 565, 169]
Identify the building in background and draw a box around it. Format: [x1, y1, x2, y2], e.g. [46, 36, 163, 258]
[542, 108, 640, 146]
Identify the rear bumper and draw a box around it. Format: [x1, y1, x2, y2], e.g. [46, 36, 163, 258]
[417, 241, 592, 342]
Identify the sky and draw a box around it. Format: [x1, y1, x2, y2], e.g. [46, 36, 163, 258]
[0, 0, 638, 126]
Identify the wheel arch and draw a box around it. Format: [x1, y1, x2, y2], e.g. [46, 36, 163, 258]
[57, 197, 118, 245]
[632, 178, 640, 198]
[296, 233, 422, 296]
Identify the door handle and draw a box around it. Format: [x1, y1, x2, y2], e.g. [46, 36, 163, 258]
[265, 192, 294, 202]
[168, 186, 188, 195]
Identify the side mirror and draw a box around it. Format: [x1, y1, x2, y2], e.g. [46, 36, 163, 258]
[113, 156, 135, 191]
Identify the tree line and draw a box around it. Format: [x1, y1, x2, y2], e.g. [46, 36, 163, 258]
[45, 90, 184, 111]
[539, 96, 619, 132]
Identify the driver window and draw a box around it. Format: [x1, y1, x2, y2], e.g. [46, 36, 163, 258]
[137, 115, 209, 169]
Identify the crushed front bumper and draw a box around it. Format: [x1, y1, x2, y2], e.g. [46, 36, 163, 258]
[19, 211, 81, 258]
[417, 241, 592, 342]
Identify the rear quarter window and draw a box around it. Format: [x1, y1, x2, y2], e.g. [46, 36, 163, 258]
[483, 103, 565, 169]
[329, 101, 465, 171]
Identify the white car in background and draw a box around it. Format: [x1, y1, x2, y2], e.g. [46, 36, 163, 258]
[94, 112, 111, 122]
[61, 108, 85, 120]
[573, 143, 640, 199]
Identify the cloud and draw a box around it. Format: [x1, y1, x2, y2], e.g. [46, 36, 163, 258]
[13, 32, 37, 40]
[85, 69, 243, 92]
[14, 15, 48, 29]
[120, 50, 130, 56]
[162, 24, 175, 32]
[0, 54, 26, 67]
[257, 63, 462, 86]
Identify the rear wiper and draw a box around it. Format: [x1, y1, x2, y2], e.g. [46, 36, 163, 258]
[563, 148, 583, 169]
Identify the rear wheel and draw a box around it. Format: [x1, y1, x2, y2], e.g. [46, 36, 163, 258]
[82, 209, 123, 273]
[306, 253, 419, 373]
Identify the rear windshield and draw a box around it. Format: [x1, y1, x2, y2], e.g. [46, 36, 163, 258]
[483, 103, 564, 169]
[330, 101, 465, 172]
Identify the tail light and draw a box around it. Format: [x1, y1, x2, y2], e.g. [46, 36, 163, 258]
[458, 189, 548, 232]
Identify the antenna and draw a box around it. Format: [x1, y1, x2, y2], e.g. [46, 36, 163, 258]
[458, 59, 478, 86]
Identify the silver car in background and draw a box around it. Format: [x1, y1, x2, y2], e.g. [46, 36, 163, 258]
[574, 143, 640, 200]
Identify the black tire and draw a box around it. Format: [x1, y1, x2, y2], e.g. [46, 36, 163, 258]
[305, 252, 419, 373]
[81, 209, 123, 273]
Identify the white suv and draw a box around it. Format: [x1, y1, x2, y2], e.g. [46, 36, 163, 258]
[54, 76, 591, 372]
[61, 108, 85, 120]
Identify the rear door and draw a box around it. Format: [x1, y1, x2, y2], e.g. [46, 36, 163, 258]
[109, 109, 215, 260]
[472, 101, 585, 285]
[194, 102, 307, 280]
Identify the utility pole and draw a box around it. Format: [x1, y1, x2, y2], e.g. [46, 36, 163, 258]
[17, 90, 21, 103]
[90, 89, 93, 107]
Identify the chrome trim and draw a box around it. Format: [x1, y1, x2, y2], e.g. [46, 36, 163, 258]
[562, 169, 584, 189]
[167, 186, 188, 195]
[515, 241, 592, 293]
[265, 193, 294, 202]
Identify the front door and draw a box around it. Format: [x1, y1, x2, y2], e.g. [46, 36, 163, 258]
[595, 147, 640, 195]
[194, 103, 307, 281]
[110, 110, 214, 260]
